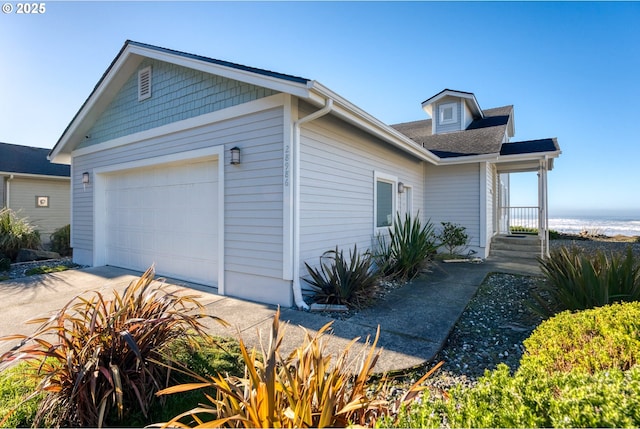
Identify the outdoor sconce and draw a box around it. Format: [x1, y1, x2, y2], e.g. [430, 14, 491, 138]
[230, 146, 241, 165]
[398, 182, 405, 193]
[82, 172, 90, 185]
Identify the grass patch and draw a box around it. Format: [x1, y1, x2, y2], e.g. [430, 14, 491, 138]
[0, 363, 42, 428]
[24, 265, 73, 276]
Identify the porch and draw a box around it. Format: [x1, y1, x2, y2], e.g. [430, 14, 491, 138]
[493, 154, 554, 259]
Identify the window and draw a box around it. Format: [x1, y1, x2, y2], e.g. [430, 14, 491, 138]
[138, 66, 152, 101]
[375, 173, 397, 229]
[439, 102, 457, 125]
[36, 196, 49, 208]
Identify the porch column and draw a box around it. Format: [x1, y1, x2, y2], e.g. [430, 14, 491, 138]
[537, 158, 549, 258]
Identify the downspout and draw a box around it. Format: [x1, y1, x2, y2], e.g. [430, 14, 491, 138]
[6, 174, 14, 207]
[291, 98, 334, 310]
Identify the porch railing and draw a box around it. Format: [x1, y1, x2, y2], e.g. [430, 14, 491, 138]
[499, 206, 539, 234]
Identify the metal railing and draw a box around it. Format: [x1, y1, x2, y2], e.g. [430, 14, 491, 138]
[499, 206, 539, 234]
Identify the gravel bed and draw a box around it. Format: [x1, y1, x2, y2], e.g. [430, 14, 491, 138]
[384, 238, 640, 396]
[383, 272, 546, 395]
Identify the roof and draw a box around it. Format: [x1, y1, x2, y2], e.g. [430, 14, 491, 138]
[0, 142, 70, 177]
[500, 138, 560, 156]
[392, 106, 513, 158]
[126, 41, 310, 85]
[50, 40, 440, 166]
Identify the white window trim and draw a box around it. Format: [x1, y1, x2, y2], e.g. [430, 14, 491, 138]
[439, 102, 457, 125]
[373, 171, 398, 234]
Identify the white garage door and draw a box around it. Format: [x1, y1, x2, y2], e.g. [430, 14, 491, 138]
[104, 158, 218, 286]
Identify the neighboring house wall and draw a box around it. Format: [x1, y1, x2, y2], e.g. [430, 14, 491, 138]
[7, 177, 70, 245]
[298, 103, 425, 286]
[79, 59, 278, 149]
[424, 163, 485, 256]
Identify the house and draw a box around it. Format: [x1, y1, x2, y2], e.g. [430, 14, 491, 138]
[48, 41, 560, 308]
[0, 142, 71, 246]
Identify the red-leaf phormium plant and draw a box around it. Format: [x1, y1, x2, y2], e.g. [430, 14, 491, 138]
[0, 266, 227, 428]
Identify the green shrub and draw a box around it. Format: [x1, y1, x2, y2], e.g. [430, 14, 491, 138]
[386, 301, 640, 428]
[0, 266, 227, 427]
[388, 364, 640, 428]
[537, 246, 640, 314]
[521, 302, 640, 375]
[304, 244, 380, 309]
[375, 213, 438, 281]
[49, 224, 71, 256]
[437, 222, 470, 256]
[0, 208, 41, 261]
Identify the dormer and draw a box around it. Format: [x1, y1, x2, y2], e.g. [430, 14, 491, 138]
[421, 89, 484, 135]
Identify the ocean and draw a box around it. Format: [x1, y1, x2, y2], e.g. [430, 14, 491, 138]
[547, 213, 640, 237]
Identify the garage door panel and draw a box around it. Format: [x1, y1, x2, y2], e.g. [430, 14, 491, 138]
[104, 159, 218, 286]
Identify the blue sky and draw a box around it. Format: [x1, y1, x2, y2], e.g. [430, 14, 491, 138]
[1, 1, 639, 216]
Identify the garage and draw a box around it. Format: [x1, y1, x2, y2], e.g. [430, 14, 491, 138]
[100, 157, 219, 286]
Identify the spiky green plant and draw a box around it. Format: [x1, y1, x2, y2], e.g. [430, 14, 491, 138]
[375, 212, 438, 281]
[536, 246, 640, 314]
[0, 208, 41, 261]
[0, 266, 227, 428]
[304, 244, 380, 309]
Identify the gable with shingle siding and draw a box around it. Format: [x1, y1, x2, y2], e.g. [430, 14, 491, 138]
[79, 59, 279, 148]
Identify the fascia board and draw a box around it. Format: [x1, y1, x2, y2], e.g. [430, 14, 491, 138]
[438, 149, 561, 168]
[436, 153, 499, 165]
[309, 83, 440, 164]
[496, 150, 562, 164]
[0, 171, 71, 180]
[49, 48, 143, 164]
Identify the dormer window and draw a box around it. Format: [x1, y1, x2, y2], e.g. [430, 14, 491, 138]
[439, 102, 457, 125]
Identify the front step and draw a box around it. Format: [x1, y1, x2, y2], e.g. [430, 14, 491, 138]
[490, 235, 542, 260]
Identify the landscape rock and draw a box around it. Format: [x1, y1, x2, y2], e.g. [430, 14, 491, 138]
[16, 248, 61, 263]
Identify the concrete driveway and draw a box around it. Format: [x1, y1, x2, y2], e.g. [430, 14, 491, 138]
[0, 259, 540, 374]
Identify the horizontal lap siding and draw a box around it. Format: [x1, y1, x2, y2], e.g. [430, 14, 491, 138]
[73, 107, 284, 278]
[424, 163, 480, 246]
[299, 111, 424, 276]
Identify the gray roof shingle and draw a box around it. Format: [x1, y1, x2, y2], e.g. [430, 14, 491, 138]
[0, 142, 70, 177]
[392, 106, 513, 158]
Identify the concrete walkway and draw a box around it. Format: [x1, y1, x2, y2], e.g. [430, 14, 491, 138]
[0, 257, 541, 374]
